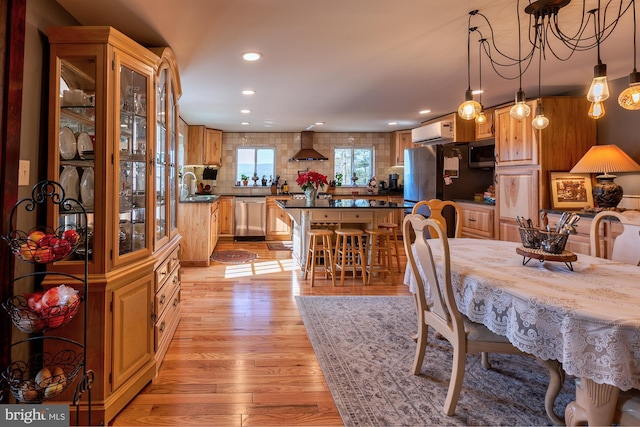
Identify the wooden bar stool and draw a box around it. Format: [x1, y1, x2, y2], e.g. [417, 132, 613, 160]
[333, 228, 367, 286]
[303, 229, 335, 287]
[378, 222, 401, 272]
[364, 228, 393, 284]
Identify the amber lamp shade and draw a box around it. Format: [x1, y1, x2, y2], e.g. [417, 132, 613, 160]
[570, 145, 640, 208]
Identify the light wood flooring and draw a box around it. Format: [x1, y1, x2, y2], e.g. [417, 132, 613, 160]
[111, 240, 411, 426]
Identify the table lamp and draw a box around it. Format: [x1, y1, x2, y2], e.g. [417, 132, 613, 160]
[570, 144, 640, 208]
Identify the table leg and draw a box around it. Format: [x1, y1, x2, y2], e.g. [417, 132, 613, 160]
[536, 358, 566, 425]
[565, 378, 619, 426]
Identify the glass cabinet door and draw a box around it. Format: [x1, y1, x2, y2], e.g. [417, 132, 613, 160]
[118, 64, 148, 257]
[168, 84, 177, 234]
[57, 56, 97, 262]
[155, 69, 168, 245]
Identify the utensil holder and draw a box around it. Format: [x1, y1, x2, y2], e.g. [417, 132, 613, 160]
[519, 227, 540, 249]
[539, 231, 569, 254]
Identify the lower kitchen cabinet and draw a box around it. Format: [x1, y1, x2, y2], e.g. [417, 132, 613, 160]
[458, 201, 495, 239]
[178, 200, 220, 266]
[266, 195, 292, 240]
[218, 196, 235, 238]
[545, 212, 622, 258]
[386, 195, 405, 238]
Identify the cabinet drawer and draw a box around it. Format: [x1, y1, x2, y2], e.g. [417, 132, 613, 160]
[311, 211, 341, 222]
[342, 211, 373, 222]
[462, 210, 492, 232]
[154, 259, 170, 292]
[155, 267, 180, 318]
[168, 247, 180, 273]
[155, 285, 180, 352]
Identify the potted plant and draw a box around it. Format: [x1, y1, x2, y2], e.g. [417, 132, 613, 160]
[335, 173, 343, 187]
[241, 174, 249, 186]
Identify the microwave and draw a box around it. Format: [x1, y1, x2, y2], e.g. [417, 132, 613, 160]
[468, 140, 495, 168]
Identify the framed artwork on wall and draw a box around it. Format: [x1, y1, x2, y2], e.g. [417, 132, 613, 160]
[549, 171, 594, 209]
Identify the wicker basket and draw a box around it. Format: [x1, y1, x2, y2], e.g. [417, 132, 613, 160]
[539, 231, 569, 254]
[518, 227, 541, 249]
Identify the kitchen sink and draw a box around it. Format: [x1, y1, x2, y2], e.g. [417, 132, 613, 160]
[182, 194, 216, 202]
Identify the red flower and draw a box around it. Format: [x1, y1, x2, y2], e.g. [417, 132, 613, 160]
[296, 171, 328, 191]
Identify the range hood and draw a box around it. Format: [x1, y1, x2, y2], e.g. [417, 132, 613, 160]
[290, 131, 328, 161]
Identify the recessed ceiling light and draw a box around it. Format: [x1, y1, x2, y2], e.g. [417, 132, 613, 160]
[242, 52, 262, 61]
[315, 122, 325, 126]
[419, 109, 431, 114]
[241, 122, 250, 125]
[388, 122, 398, 126]
[241, 109, 251, 114]
[242, 90, 255, 95]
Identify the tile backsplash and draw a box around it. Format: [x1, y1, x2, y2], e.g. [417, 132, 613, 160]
[183, 131, 402, 195]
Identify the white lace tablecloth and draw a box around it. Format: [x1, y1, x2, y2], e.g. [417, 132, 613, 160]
[404, 238, 640, 391]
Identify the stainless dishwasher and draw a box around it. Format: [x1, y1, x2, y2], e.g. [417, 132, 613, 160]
[234, 197, 266, 240]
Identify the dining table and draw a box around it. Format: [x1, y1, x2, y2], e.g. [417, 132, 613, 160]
[403, 237, 640, 426]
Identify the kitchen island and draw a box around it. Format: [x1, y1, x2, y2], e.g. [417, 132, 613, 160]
[276, 198, 402, 270]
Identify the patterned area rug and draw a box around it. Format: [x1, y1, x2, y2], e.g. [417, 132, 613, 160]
[267, 241, 293, 251]
[296, 295, 576, 426]
[210, 250, 258, 264]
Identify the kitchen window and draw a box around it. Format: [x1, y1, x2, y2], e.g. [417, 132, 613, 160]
[334, 147, 374, 186]
[236, 147, 275, 184]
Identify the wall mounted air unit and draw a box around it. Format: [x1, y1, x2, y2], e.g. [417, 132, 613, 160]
[411, 121, 454, 144]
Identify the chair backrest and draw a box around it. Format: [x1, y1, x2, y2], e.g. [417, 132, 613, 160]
[411, 199, 462, 238]
[403, 214, 464, 336]
[590, 210, 640, 266]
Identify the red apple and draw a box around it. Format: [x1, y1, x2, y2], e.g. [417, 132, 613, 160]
[37, 233, 56, 248]
[27, 230, 46, 245]
[52, 238, 71, 259]
[62, 229, 80, 246]
[33, 247, 54, 263]
[41, 287, 60, 307]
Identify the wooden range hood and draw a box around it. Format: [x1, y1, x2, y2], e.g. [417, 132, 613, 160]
[290, 131, 328, 161]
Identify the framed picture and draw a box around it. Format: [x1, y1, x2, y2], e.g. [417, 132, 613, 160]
[549, 172, 594, 209]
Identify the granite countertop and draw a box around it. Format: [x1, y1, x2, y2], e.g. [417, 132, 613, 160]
[453, 199, 496, 206]
[276, 198, 402, 209]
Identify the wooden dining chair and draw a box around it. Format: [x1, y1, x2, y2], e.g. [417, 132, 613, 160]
[403, 214, 529, 416]
[411, 199, 462, 238]
[590, 210, 640, 265]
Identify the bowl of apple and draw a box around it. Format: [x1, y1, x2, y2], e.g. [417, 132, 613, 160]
[7, 227, 81, 263]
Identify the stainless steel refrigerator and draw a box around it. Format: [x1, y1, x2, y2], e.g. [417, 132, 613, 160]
[404, 143, 493, 234]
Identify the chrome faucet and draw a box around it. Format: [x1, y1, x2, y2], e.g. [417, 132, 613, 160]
[181, 172, 197, 196]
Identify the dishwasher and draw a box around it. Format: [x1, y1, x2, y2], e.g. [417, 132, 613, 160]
[234, 197, 266, 240]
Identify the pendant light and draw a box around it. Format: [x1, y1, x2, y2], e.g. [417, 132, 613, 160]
[475, 38, 487, 125]
[532, 29, 549, 130]
[618, 0, 640, 110]
[587, 6, 610, 107]
[510, 8, 531, 120]
[458, 20, 481, 120]
[588, 101, 606, 119]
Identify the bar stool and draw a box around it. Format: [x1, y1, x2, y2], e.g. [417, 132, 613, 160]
[364, 228, 393, 284]
[333, 228, 367, 286]
[303, 229, 336, 287]
[377, 222, 401, 272]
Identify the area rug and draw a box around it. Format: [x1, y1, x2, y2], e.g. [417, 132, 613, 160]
[267, 241, 293, 251]
[210, 250, 258, 264]
[295, 295, 576, 426]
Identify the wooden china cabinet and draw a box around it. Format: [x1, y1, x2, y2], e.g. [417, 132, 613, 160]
[44, 27, 182, 425]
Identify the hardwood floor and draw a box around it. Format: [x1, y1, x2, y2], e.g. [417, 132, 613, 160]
[111, 240, 411, 426]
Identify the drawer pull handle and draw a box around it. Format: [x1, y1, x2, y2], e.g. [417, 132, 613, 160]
[469, 219, 476, 222]
[160, 270, 167, 277]
[160, 294, 166, 304]
[159, 321, 166, 332]
[173, 276, 178, 284]
[173, 298, 179, 307]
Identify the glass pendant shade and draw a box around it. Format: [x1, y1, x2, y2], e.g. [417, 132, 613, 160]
[509, 90, 530, 120]
[588, 101, 606, 119]
[458, 89, 481, 120]
[586, 63, 610, 102]
[531, 105, 549, 129]
[618, 72, 640, 110]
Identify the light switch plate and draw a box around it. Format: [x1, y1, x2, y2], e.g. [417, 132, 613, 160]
[18, 160, 30, 186]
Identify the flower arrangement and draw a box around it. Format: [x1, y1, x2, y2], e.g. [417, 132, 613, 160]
[296, 171, 328, 191]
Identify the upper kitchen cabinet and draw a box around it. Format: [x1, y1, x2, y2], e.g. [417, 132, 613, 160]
[187, 125, 222, 165]
[46, 27, 182, 425]
[392, 130, 412, 165]
[475, 107, 495, 140]
[494, 101, 537, 166]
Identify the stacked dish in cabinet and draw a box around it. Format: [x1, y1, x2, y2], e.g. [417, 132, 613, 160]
[0, 181, 93, 425]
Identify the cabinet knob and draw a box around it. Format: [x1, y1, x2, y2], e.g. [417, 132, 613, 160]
[159, 320, 166, 332]
[173, 298, 179, 307]
[160, 294, 166, 304]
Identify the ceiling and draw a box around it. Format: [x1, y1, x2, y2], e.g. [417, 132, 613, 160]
[55, 0, 636, 132]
